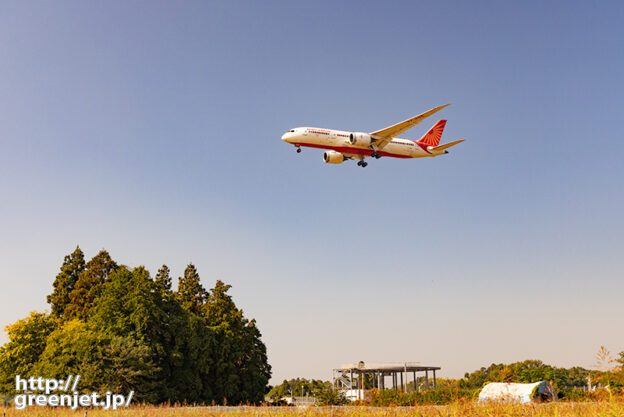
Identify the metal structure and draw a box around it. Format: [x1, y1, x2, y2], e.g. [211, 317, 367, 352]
[333, 361, 441, 399]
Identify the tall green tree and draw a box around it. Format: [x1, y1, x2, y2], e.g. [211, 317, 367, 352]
[65, 250, 118, 320]
[1, 250, 272, 404]
[0, 312, 56, 393]
[204, 280, 271, 404]
[155, 265, 172, 294]
[47, 246, 85, 319]
[90, 266, 208, 403]
[176, 263, 208, 316]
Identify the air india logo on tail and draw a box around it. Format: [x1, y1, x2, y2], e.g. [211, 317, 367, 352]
[417, 120, 447, 147]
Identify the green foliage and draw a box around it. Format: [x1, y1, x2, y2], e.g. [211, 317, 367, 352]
[32, 320, 98, 378]
[558, 387, 616, 402]
[609, 351, 624, 387]
[368, 387, 478, 406]
[267, 378, 327, 399]
[203, 280, 271, 404]
[65, 250, 118, 320]
[155, 265, 172, 294]
[314, 384, 348, 405]
[267, 379, 346, 405]
[176, 263, 208, 316]
[32, 320, 159, 402]
[47, 246, 85, 318]
[0, 312, 56, 392]
[459, 360, 591, 390]
[89, 265, 209, 403]
[0, 248, 272, 405]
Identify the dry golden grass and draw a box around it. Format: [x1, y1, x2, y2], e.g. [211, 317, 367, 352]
[1, 399, 624, 417]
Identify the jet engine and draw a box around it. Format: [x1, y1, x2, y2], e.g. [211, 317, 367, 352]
[349, 132, 373, 147]
[323, 151, 345, 164]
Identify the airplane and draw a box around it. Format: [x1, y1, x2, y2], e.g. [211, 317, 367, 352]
[281, 103, 464, 167]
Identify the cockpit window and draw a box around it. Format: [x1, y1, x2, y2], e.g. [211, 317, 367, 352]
[289, 130, 295, 132]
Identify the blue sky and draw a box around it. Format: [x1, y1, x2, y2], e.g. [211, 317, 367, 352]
[1, 1, 623, 383]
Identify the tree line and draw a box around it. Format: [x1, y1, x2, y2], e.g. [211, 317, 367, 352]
[268, 357, 624, 406]
[458, 358, 624, 390]
[267, 378, 347, 405]
[0, 246, 271, 404]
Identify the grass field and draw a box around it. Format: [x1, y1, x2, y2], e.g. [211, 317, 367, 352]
[1, 400, 623, 417]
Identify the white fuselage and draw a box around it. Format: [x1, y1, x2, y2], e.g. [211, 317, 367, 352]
[281, 127, 444, 159]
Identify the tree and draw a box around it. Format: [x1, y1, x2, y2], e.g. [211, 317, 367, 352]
[65, 250, 118, 320]
[34, 320, 159, 402]
[0, 312, 56, 393]
[47, 246, 85, 319]
[204, 280, 271, 404]
[314, 382, 348, 405]
[459, 360, 591, 389]
[33, 320, 99, 379]
[0, 251, 272, 405]
[176, 263, 208, 316]
[613, 352, 624, 386]
[89, 266, 208, 403]
[267, 378, 327, 399]
[92, 334, 160, 402]
[155, 265, 172, 294]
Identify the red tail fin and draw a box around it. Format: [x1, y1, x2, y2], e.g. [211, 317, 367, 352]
[417, 120, 446, 147]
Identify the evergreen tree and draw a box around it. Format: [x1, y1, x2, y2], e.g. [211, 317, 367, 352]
[176, 263, 208, 316]
[47, 246, 85, 318]
[95, 334, 160, 402]
[0, 251, 272, 404]
[204, 280, 271, 404]
[155, 265, 172, 293]
[65, 250, 118, 320]
[90, 266, 207, 403]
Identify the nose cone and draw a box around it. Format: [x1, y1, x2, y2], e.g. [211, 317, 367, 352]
[281, 132, 293, 143]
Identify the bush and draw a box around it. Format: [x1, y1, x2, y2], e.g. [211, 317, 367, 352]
[368, 388, 479, 406]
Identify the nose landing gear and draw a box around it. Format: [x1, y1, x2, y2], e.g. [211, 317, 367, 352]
[295, 146, 301, 153]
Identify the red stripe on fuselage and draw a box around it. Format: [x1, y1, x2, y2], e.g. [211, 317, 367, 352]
[294, 142, 412, 159]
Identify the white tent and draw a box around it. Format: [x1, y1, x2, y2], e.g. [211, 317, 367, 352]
[478, 382, 556, 403]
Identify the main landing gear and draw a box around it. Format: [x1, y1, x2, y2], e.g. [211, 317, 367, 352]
[357, 161, 368, 168]
[371, 151, 381, 159]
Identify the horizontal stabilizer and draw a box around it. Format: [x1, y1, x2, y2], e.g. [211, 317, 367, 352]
[432, 139, 465, 151]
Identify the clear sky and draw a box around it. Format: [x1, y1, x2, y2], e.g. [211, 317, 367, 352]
[1, 1, 623, 383]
